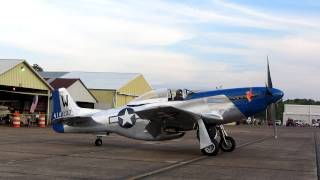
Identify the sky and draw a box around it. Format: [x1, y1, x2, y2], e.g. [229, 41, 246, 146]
[0, 0, 319, 100]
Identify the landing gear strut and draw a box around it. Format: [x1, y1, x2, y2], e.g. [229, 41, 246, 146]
[217, 125, 236, 152]
[197, 126, 219, 156]
[197, 124, 236, 155]
[197, 126, 217, 140]
[95, 136, 103, 146]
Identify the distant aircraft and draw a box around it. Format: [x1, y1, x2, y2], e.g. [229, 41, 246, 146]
[51, 62, 283, 156]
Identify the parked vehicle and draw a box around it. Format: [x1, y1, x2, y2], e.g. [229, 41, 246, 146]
[275, 120, 282, 126]
[312, 119, 320, 127]
[294, 120, 303, 127]
[286, 118, 294, 126]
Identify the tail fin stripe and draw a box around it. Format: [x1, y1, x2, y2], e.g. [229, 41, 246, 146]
[52, 89, 61, 114]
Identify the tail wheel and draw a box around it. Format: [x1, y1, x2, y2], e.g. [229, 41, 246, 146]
[201, 138, 219, 156]
[220, 136, 236, 152]
[95, 138, 102, 146]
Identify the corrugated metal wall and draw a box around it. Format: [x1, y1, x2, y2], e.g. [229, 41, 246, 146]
[116, 75, 152, 107]
[90, 89, 116, 108]
[118, 75, 152, 96]
[90, 75, 152, 108]
[116, 94, 135, 107]
[68, 81, 96, 103]
[0, 62, 49, 90]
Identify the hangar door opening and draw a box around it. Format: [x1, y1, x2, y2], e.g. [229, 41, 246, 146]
[0, 85, 49, 126]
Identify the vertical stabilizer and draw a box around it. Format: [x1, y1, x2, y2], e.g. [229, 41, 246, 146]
[52, 88, 80, 120]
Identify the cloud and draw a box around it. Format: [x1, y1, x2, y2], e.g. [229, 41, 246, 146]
[0, 0, 319, 100]
[193, 31, 320, 99]
[0, 0, 191, 52]
[211, 0, 320, 29]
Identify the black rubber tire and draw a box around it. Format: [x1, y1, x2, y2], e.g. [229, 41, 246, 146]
[220, 136, 236, 152]
[201, 138, 219, 156]
[95, 138, 102, 146]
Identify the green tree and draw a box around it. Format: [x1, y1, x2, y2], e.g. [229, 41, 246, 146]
[32, 64, 44, 72]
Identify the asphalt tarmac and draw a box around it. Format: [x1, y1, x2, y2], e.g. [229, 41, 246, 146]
[0, 125, 318, 180]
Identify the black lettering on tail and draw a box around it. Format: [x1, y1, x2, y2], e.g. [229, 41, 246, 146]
[61, 95, 69, 107]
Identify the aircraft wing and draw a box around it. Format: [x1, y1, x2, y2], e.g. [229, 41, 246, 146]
[54, 116, 99, 127]
[134, 105, 224, 137]
[135, 106, 197, 137]
[201, 111, 224, 125]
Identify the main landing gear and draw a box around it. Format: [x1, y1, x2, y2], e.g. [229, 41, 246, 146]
[217, 125, 236, 152]
[197, 125, 236, 156]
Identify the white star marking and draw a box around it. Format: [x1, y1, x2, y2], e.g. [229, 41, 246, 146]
[119, 109, 134, 126]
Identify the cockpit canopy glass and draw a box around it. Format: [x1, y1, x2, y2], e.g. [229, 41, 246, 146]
[132, 88, 194, 102]
[131, 89, 168, 102]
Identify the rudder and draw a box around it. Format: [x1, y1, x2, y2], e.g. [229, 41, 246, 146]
[52, 88, 80, 120]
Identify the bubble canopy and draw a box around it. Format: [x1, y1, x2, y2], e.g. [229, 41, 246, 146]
[132, 88, 194, 102]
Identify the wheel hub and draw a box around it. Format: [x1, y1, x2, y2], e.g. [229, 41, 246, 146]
[223, 140, 232, 149]
[204, 145, 215, 153]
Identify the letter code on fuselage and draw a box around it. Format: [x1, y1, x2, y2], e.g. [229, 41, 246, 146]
[53, 110, 72, 119]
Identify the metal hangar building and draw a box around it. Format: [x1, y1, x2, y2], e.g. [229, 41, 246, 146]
[283, 104, 320, 126]
[40, 71, 152, 108]
[0, 59, 53, 123]
[47, 78, 97, 108]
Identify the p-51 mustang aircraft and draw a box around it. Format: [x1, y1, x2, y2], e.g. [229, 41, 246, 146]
[52, 62, 283, 156]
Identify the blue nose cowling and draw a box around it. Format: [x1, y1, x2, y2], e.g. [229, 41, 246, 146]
[271, 88, 284, 103]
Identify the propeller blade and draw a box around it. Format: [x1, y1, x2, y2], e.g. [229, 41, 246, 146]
[265, 83, 272, 96]
[267, 56, 273, 89]
[266, 56, 277, 139]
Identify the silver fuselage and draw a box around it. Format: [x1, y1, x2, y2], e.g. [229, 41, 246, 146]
[61, 94, 244, 140]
